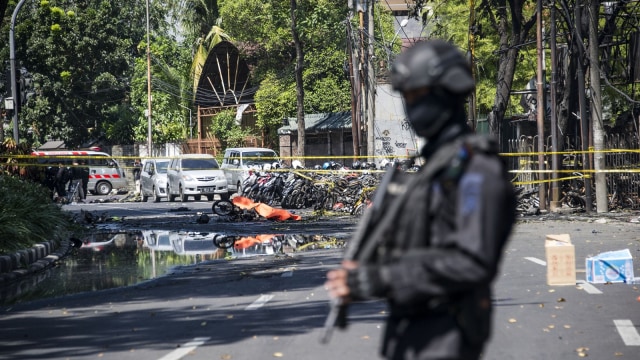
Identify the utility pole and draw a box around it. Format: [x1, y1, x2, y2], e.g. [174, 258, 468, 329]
[358, 3, 365, 156]
[366, 0, 375, 157]
[346, 11, 360, 158]
[146, 0, 153, 156]
[468, 0, 477, 132]
[589, 0, 606, 212]
[549, 0, 561, 211]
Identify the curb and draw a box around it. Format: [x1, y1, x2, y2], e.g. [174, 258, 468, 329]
[0, 240, 72, 285]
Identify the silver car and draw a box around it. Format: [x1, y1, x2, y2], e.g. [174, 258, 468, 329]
[140, 158, 170, 202]
[166, 154, 229, 202]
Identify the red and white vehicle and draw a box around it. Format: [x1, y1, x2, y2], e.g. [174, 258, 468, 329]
[31, 150, 128, 195]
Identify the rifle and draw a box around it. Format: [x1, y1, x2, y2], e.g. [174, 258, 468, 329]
[319, 138, 473, 344]
[319, 166, 402, 344]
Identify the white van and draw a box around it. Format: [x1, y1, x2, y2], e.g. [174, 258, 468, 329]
[220, 147, 279, 194]
[32, 150, 128, 195]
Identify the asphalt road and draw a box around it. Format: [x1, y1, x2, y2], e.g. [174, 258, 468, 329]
[1, 197, 639, 360]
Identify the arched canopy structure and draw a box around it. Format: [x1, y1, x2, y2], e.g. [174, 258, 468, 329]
[189, 41, 260, 155]
[194, 41, 256, 107]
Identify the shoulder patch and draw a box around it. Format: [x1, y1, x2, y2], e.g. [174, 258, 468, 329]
[459, 173, 483, 217]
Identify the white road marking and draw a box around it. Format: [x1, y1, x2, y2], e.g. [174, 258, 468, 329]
[524, 257, 546, 266]
[245, 294, 274, 310]
[614, 319, 640, 346]
[158, 337, 210, 360]
[576, 280, 603, 294]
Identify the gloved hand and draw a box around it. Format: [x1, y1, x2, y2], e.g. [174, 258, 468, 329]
[346, 265, 390, 300]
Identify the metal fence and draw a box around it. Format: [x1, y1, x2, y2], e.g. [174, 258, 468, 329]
[506, 134, 640, 207]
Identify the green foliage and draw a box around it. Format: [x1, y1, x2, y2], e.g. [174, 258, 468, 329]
[425, 0, 537, 117]
[0, 175, 74, 254]
[255, 73, 296, 130]
[208, 109, 252, 148]
[219, 0, 354, 139]
[1, 0, 180, 147]
[130, 34, 192, 144]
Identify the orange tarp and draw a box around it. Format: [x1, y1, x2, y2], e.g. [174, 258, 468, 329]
[232, 196, 302, 221]
[234, 234, 278, 250]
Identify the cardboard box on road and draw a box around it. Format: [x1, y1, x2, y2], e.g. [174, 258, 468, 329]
[545, 234, 576, 286]
[585, 249, 635, 284]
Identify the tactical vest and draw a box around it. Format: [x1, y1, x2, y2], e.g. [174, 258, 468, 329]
[355, 134, 501, 264]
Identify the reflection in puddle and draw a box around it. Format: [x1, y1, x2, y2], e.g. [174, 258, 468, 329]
[0, 230, 344, 306]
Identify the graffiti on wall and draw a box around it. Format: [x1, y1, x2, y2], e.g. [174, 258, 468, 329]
[374, 129, 410, 156]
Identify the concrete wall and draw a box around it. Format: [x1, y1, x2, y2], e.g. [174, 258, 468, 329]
[373, 84, 423, 165]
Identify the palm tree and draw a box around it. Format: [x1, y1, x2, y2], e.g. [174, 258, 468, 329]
[190, 23, 232, 97]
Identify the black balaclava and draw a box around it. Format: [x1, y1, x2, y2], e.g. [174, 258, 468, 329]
[413, 93, 471, 160]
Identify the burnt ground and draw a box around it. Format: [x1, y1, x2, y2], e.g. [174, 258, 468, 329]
[88, 207, 361, 239]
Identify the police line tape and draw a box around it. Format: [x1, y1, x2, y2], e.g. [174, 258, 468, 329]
[4, 154, 640, 185]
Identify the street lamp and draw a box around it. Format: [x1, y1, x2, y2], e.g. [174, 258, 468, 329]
[390, 19, 409, 47]
[9, 0, 28, 143]
[177, 103, 193, 139]
[387, 18, 409, 69]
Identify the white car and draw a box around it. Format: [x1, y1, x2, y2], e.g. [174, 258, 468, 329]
[166, 154, 229, 202]
[140, 158, 170, 202]
[220, 147, 280, 194]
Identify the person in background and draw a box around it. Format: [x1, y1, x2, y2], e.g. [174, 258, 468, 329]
[69, 160, 85, 202]
[325, 39, 516, 360]
[80, 160, 90, 200]
[133, 159, 142, 194]
[54, 161, 69, 200]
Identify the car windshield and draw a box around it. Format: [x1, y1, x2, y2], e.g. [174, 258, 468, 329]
[182, 159, 219, 170]
[156, 161, 169, 174]
[244, 151, 277, 165]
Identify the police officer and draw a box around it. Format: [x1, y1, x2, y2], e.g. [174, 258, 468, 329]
[325, 39, 516, 360]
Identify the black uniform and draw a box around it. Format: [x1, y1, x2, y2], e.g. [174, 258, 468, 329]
[331, 39, 516, 360]
[69, 163, 85, 201]
[348, 126, 516, 360]
[54, 165, 70, 198]
[80, 163, 90, 199]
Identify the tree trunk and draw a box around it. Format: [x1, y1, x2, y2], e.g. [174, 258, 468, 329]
[290, 0, 305, 165]
[485, 0, 535, 149]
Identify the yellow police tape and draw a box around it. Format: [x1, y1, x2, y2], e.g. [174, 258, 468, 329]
[3, 151, 640, 185]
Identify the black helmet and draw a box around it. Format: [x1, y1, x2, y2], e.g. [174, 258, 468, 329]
[391, 40, 474, 95]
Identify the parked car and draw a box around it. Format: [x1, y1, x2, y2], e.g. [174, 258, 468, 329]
[220, 147, 280, 194]
[140, 158, 170, 202]
[166, 154, 229, 202]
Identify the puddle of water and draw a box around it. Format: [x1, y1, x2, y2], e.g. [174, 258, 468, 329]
[0, 230, 344, 306]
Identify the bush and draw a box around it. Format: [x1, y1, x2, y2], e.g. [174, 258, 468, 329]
[0, 175, 75, 254]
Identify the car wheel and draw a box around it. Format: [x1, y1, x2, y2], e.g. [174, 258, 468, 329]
[179, 186, 188, 202]
[168, 185, 176, 202]
[141, 191, 148, 202]
[153, 187, 161, 202]
[207, 195, 214, 201]
[219, 192, 231, 201]
[95, 181, 112, 196]
[195, 195, 202, 201]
